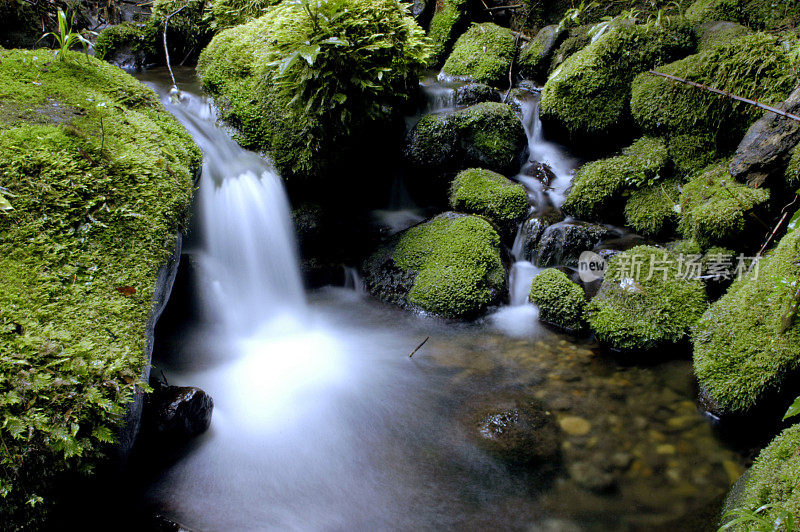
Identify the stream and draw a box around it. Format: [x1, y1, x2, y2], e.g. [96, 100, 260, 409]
[130, 68, 745, 531]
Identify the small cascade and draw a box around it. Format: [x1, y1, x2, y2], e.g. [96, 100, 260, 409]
[419, 76, 457, 114]
[163, 92, 305, 334]
[343, 266, 367, 294]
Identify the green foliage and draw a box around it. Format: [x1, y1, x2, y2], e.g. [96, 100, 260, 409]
[721, 425, 800, 530]
[668, 133, 719, 176]
[539, 22, 695, 140]
[686, 0, 800, 29]
[678, 162, 770, 248]
[529, 268, 587, 331]
[562, 136, 669, 221]
[696, 21, 751, 52]
[449, 168, 529, 236]
[693, 227, 800, 414]
[427, 0, 469, 66]
[588, 246, 708, 351]
[198, 0, 429, 177]
[0, 49, 199, 525]
[40, 8, 91, 61]
[557, 0, 597, 31]
[94, 22, 160, 62]
[441, 23, 517, 87]
[394, 214, 505, 319]
[625, 177, 681, 236]
[787, 143, 800, 189]
[630, 32, 797, 149]
[204, 0, 279, 31]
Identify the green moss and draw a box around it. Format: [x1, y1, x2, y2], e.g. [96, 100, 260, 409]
[696, 21, 751, 52]
[405, 102, 527, 178]
[562, 136, 669, 221]
[529, 268, 587, 331]
[0, 49, 200, 524]
[668, 133, 719, 176]
[394, 214, 505, 318]
[630, 33, 797, 149]
[151, 0, 214, 61]
[667, 238, 702, 256]
[539, 23, 695, 140]
[787, 143, 800, 189]
[587, 246, 708, 352]
[693, 227, 800, 414]
[687, 0, 800, 29]
[685, 0, 743, 22]
[731, 424, 800, 526]
[625, 177, 681, 237]
[428, 0, 469, 66]
[198, 0, 428, 178]
[441, 23, 517, 87]
[449, 168, 529, 236]
[205, 0, 279, 31]
[547, 25, 592, 75]
[678, 162, 770, 248]
[94, 22, 160, 62]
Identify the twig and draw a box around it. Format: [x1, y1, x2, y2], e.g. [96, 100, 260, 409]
[409, 336, 430, 358]
[160, 369, 169, 386]
[757, 195, 799, 258]
[484, 4, 523, 11]
[162, 4, 188, 90]
[648, 70, 800, 123]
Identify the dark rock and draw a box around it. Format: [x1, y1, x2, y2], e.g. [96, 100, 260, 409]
[465, 391, 561, 466]
[145, 384, 214, 443]
[453, 83, 501, 107]
[730, 85, 800, 187]
[515, 208, 565, 262]
[522, 161, 557, 187]
[536, 221, 615, 267]
[362, 242, 417, 308]
[517, 25, 566, 83]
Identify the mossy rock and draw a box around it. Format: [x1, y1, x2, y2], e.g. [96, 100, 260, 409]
[666, 238, 702, 256]
[94, 22, 161, 68]
[364, 213, 506, 319]
[449, 168, 529, 238]
[204, 0, 280, 31]
[695, 21, 751, 52]
[198, 0, 428, 179]
[404, 102, 527, 200]
[724, 424, 800, 528]
[428, 0, 470, 66]
[686, 0, 800, 29]
[668, 133, 719, 177]
[562, 136, 669, 222]
[685, 0, 743, 23]
[517, 24, 565, 83]
[630, 33, 797, 150]
[529, 269, 587, 332]
[547, 25, 592, 75]
[441, 23, 517, 87]
[539, 23, 695, 143]
[453, 83, 500, 107]
[587, 246, 708, 352]
[624, 178, 681, 237]
[678, 162, 770, 249]
[0, 49, 200, 525]
[693, 227, 800, 416]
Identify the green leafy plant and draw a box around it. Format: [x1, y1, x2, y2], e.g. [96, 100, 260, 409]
[720, 503, 796, 531]
[39, 8, 91, 60]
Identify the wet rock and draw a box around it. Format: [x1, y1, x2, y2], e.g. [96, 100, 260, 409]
[516, 208, 565, 263]
[518, 25, 566, 83]
[145, 384, 214, 443]
[568, 461, 616, 492]
[730, 85, 800, 187]
[522, 161, 557, 187]
[453, 83, 501, 107]
[536, 221, 615, 267]
[465, 391, 561, 466]
[558, 416, 591, 436]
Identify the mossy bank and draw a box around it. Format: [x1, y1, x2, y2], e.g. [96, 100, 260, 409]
[0, 49, 200, 526]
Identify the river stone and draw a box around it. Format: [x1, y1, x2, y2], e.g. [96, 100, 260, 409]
[730, 85, 800, 187]
[522, 161, 557, 187]
[516, 208, 565, 262]
[536, 221, 614, 267]
[453, 83, 500, 107]
[568, 461, 616, 492]
[558, 416, 591, 436]
[465, 391, 561, 466]
[145, 384, 214, 443]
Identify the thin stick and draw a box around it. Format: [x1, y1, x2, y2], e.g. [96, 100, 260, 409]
[484, 4, 523, 11]
[757, 195, 799, 258]
[163, 4, 188, 90]
[648, 70, 800, 123]
[409, 336, 430, 358]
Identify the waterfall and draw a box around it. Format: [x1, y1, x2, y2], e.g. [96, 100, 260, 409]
[164, 92, 305, 333]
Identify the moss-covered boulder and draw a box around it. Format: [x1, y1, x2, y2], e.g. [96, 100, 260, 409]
[562, 136, 669, 222]
[630, 33, 796, 150]
[204, 0, 279, 31]
[686, 0, 800, 29]
[723, 424, 800, 527]
[94, 21, 161, 69]
[198, 0, 429, 179]
[685, 0, 743, 23]
[449, 168, 529, 238]
[587, 246, 708, 352]
[547, 25, 592, 75]
[668, 133, 719, 177]
[453, 83, 500, 107]
[678, 162, 770, 249]
[539, 23, 694, 143]
[440, 23, 517, 87]
[517, 24, 565, 83]
[363, 213, 506, 319]
[428, 0, 470, 66]
[404, 102, 527, 201]
[529, 269, 587, 332]
[693, 227, 800, 416]
[695, 21, 750, 52]
[0, 49, 200, 524]
[624, 178, 681, 237]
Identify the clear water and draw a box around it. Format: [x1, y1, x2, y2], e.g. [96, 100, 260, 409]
[136, 69, 743, 531]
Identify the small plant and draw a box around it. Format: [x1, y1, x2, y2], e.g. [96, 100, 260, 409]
[588, 9, 639, 43]
[40, 8, 91, 60]
[719, 503, 796, 531]
[558, 1, 597, 32]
